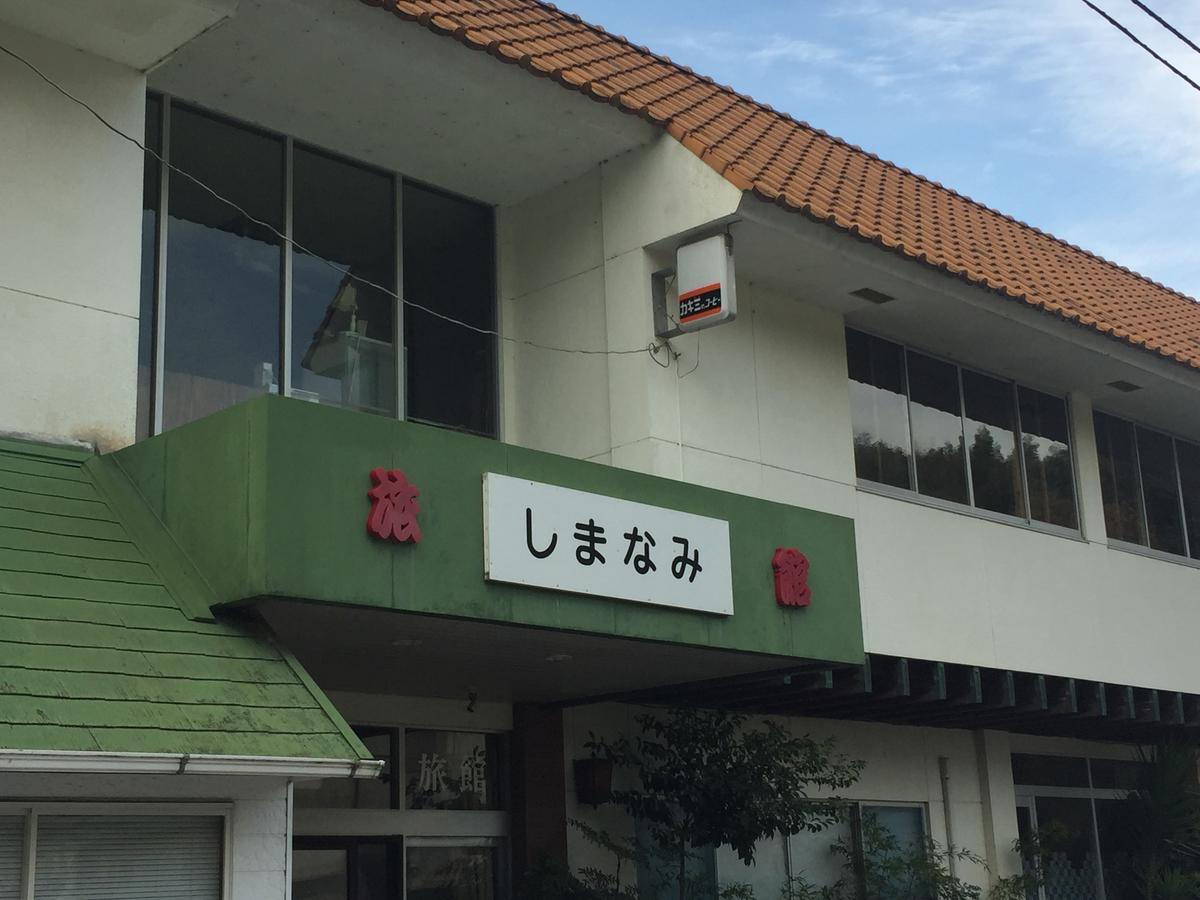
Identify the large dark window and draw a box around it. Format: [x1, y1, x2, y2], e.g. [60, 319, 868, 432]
[403, 183, 497, 437]
[137, 96, 496, 437]
[907, 351, 969, 505]
[845, 329, 912, 489]
[292, 146, 397, 415]
[847, 329, 1079, 530]
[163, 104, 285, 432]
[1095, 411, 1198, 558]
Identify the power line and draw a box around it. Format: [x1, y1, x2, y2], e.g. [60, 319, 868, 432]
[1079, 0, 1200, 94]
[1128, 0, 1200, 57]
[0, 41, 659, 361]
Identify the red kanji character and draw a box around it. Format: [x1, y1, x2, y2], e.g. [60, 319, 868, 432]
[772, 547, 811, 608]
[366, 468, 422, 544]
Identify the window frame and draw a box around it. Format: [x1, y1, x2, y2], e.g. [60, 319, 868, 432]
[847, 327, 1084, 541]
[0, 801, 232, 900]
[1094, 408, 1200, 566]
[141, 92, 499, 440]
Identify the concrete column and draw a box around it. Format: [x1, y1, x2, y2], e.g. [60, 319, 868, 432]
[510, 704, 569, 883]
[974, 729, 1021, 883]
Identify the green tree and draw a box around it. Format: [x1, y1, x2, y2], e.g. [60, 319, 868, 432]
[588, 707, 863, 900]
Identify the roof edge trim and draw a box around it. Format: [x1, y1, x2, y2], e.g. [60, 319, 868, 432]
[0, 749, 384, 779]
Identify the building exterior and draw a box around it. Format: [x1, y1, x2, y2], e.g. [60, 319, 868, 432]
[2, 1, 1199, 898]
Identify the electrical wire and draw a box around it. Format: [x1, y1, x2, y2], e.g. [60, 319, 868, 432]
[0, 41, 657, 360]
[1079, 0, 1200, 93]
[1128, 0, 1200, 57]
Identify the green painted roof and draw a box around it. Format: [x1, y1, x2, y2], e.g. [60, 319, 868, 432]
[0, 436, 370, 762]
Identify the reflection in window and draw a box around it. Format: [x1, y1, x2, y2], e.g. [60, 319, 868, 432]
[1177, 440, 1200, 561]
[137, 96, 498, 439]
[1094, 412, 1146, 545]
[845, 329, 1079, 531]
[406, 845, 497, 900]
[403, 183, 496, 437]
[1019, 388, 1078, 529]
[405, 730, 503, 811]
[292, 147, 396, 415]
[1136, 428, 1186, 556]
[162, 105, 284, 432]
[294, 727, 396, 810]
[962, 369, 1023, 517]
[906, 352, 969, 505]
[846, 329, 912, 489]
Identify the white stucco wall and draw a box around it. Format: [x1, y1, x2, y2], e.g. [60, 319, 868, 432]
[0, 24, 145, 449]
[562, 704, 1031, 895]
[0, 772, 291, 900]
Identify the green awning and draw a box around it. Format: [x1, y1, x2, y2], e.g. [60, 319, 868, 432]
[0, 436, 374, 772]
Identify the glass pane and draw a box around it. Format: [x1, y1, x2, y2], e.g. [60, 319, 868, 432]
[846, 329, 912, 489]
[405, 731, 503, 810]
[292, 147, 396, 415]
[356, 842, 394, 900]
[406, 846, 497, 900]
[1033, 796, 1102, 900]
[636, 817, 715, 900]
[163, 104, 284, 431]
[1014, 807, 1039, 900]
[962, 370, 1023, 517]
[136, 95, 162, 442]
[1011, 754, 1089, 788]
[1089, 758, 1143, 790]
[0, 816, 22, 900]
[403, 182, 496, 436]
[1136, 428, 1186, 555]
[859, 805, 926, 899]
[907, 351, 969, 504]
[1093, 412, 1147, 545]
[1019, 388, 1078, 529]
[1175, 440, 1200, 560]
[293, 849, 348, 900]
[295, 730, 394, 809]
[786, 806, 854, 893]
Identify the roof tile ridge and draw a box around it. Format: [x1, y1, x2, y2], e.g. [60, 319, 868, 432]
[523, 1, 1200, 308]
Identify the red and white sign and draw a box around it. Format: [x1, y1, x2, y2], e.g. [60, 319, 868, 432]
[675, 234, 736, 332]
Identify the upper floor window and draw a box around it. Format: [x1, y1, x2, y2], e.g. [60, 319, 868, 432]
[138, 96, 496, 439]
[846, 328, 1079, 530]
[1094, 411, 1200, 559]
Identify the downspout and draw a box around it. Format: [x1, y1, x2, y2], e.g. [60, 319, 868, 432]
[939, 756, 956, 879]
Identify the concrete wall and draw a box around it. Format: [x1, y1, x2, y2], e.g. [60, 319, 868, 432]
[562, 705, 1030, 896]
[0, 772, 291, 900]
[0, 24, 145, 449]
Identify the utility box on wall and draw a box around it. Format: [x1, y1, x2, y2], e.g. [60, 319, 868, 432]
[675, 234, 736, 332]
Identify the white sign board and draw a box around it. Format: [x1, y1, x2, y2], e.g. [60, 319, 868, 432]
[675, 233, 736, 332]
[482, 473, 734, 616]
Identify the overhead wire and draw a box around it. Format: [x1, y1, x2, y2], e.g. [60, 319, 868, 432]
[1128, 0, 1200, 57]
[1078, 0, 1200, 93]
[0, 41, 661, 361]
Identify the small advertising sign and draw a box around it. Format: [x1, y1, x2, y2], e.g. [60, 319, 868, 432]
[482, 473, 734, 615]
[675, 233, 736, 332]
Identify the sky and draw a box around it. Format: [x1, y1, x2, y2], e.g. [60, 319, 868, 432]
[562, 0, 1200, 300]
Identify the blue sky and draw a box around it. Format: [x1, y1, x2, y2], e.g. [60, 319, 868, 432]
[564, 0, 1200, 300]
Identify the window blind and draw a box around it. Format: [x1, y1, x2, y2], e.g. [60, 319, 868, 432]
[0, 816, 24, 900]
[34, 815, 221, 900]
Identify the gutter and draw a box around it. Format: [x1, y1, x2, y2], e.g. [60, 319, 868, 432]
[0, 750, 384, 779]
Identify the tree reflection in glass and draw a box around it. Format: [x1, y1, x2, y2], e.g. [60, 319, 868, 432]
[1019, 388, 1078, 529]
[846, 330, 912, 489]
[906, 351, 968, 504]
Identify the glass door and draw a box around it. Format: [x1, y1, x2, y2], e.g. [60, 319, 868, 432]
[404, 838, 503, 900]
[293, 836, 402, 900]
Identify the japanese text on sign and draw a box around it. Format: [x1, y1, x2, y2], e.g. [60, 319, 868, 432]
[483, 474, 734, 615]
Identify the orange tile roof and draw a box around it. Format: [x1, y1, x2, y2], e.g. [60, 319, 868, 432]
[364, 0, 1200, 372]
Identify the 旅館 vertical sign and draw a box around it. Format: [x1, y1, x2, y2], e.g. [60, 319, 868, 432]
[482, 474, 734, 615]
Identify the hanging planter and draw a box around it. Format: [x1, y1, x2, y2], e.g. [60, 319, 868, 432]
[573, 757, 613, 807]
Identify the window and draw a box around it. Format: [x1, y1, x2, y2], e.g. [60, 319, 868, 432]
[139, 96, 497, 437]
[0, 807, 225, 899]
[1094, 411, 1199, 559]
[293, 725, 508, 900]
[846, 328, 1079, 530]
